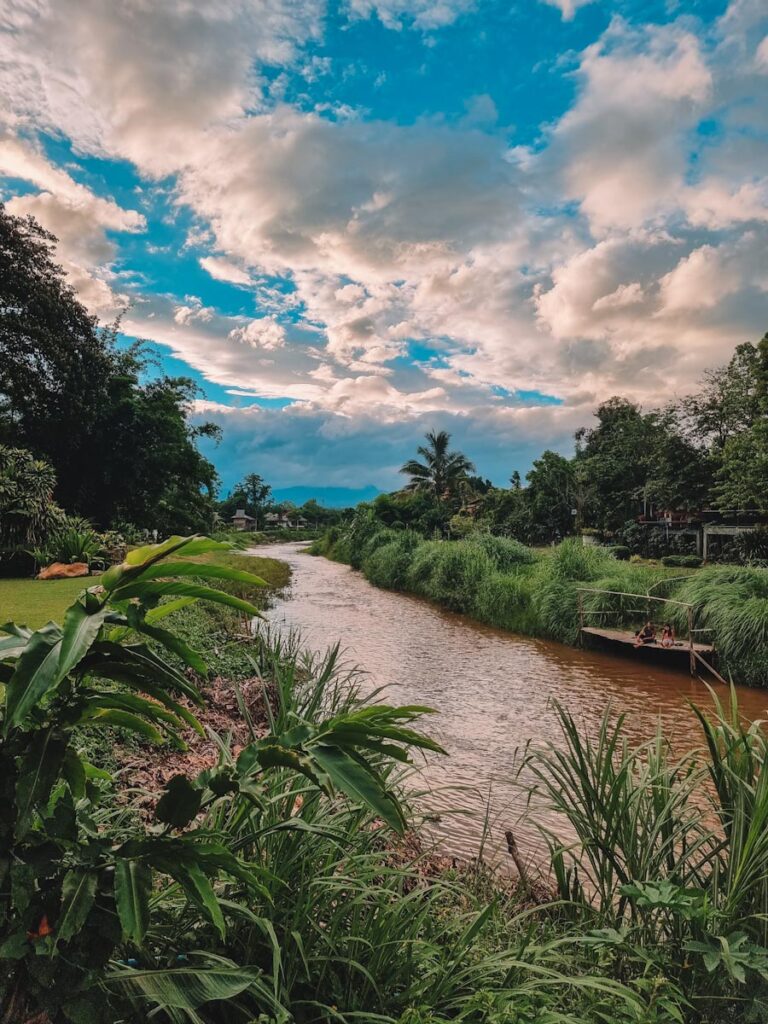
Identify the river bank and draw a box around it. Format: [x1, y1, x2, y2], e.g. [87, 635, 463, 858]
[310, 516, 768, 687]
[249, 541, 768, 867]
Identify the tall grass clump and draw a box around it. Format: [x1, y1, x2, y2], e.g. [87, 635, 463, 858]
[528, 689, 768, 1017]
[675, 565, 768, 686]
[581, 565, 674, 632]
[417, 540, 495, 613]
[467, 532, 536, 571]
[364, 531, 421, 589]
[473, 570, 538, 633]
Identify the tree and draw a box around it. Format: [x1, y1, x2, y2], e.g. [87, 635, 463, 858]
[0, 446, 63, 573]
[0, 206, 219, 532]
[682, 342, 762, 450]
[400, 430, 475, 500]
[218, 473, 272, 528]
[526, 450, 575, 542]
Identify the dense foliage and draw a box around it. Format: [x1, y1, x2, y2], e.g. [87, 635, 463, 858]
[0, 446, 64, 573]
[0, 206, 219, 534]
[0, 536, 444, 1022]
[356, 334, 768, 556]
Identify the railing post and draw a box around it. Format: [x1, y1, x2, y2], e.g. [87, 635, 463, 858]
[687, 605, 695, 676]
[577, 590, 584, 644]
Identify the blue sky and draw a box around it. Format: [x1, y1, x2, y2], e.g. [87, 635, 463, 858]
[1, 0, 766, 494]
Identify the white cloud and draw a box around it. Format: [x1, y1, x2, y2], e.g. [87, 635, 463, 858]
[199, 255, 253, 286]
[345, 0, 475, 31]
[229, 317, 287, 350]
[546, 21, 712, 232]
[0, 132, 145, 312]
[539, 0, 594, 21]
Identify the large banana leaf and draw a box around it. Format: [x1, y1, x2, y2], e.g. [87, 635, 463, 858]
[103, 960, 264, 1009]
[129, 561, 267, 587]
[109, 579, 261, 618]
[58, 601, 108, 680]
[101, 535, 231, 591]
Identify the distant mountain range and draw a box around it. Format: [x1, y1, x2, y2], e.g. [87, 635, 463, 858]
[271, 485, 382, 508]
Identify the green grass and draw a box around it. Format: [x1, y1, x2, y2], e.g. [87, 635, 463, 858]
[0, 575, 91, 628]
[0, 550, 290, 630]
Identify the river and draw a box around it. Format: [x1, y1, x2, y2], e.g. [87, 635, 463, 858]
[250, 542, 768, 868]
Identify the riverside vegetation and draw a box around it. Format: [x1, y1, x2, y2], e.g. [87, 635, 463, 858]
[2, 539, 768, 1021]
[311, 512, 768, 688]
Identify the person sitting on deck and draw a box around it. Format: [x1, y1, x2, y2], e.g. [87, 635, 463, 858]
[634, 620, 656, 647]
[660, 623, 675, 648]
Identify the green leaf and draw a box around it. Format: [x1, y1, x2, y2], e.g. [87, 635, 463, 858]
[108, 580, 261, 618]
[155, 775, 203, 828]
[134, 561, 266, 588]
[78, 708, 165, 744]
[130, 620, 208, 676]
[144, 597, 198, 623]
[309, 744, 405, 833]
[62, 749, 87, 799]
[102, 535, 232, 591]
[114, 859, 152, 945]
[15, 729, 68, 839]
[57, 869, 98, 944]
[58, 601, 108, 680]
[103, 962, 262, 1009]
[178, 861, 226, 939]
[4, 622, 63, 730]
[0, 932, 30, 959]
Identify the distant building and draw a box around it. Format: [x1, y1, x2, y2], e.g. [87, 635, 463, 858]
[231, 508, 256, 531]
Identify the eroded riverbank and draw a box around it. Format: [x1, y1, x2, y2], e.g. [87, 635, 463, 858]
[249, 542, 768, 865]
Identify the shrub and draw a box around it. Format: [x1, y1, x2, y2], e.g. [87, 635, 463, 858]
[0, 445, 64, 575]
[468, 531, 536, 571]
[674, 565, 768, 686]
[31, 515, 103, 567]
[547, 538, 614, 582]
[662, 554, 703, 568]
[473, 570, 537, 632]
[606, 544, 630, 561]
[414, 540, 494, 613]
[364, 533, 420, 589]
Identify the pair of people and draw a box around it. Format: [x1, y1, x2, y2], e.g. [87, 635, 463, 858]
[634, 621, 675, 648]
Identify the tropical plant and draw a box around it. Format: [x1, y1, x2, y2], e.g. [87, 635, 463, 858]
[0, 445, 64, 571]
[30, 515, 103, 568]
[400, 430, 475, 501]
[0, 535, 442, 1022]
[528, 691, 768, 1016]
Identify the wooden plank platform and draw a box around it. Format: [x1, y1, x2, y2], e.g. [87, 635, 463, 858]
[580, 626, 715, 655]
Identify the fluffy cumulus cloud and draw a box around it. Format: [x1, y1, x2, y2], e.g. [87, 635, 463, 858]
[0, 0, 767, 486]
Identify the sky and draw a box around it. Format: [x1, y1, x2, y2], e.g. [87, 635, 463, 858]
[1, 0, 767, 496]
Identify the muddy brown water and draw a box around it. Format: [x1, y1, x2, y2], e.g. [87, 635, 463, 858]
[249, 542, 768, 868]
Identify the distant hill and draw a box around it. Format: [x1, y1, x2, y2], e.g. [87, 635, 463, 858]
[271, 485, 382, 508]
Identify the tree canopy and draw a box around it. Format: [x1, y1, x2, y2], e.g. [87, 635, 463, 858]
[0, 205, 219, 532]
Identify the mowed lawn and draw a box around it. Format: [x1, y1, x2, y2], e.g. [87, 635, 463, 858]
[0, 551, 290, 630]
[0, 576, 91, 628]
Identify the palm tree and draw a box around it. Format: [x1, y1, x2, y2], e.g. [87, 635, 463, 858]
[400, 430, 475, 498]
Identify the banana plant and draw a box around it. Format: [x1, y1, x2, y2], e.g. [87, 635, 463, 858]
[0, 535, 443, 1024]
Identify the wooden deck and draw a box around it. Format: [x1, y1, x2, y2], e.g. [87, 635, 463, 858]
[580, 626, 715, 656]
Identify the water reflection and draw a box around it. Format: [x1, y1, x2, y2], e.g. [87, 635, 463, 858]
[251, 542, 768, 865]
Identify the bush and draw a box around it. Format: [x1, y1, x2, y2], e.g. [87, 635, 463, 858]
[410, 540, 494, 612]
[363, 533, 420, 589]
[473, 570, 537, 632]
[675, 565, 768, 686]
[31, 515, 103, 567]
[468, 531, 536, 570]
[662, 554, 703, 568]
[606, 544, 630, 561]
